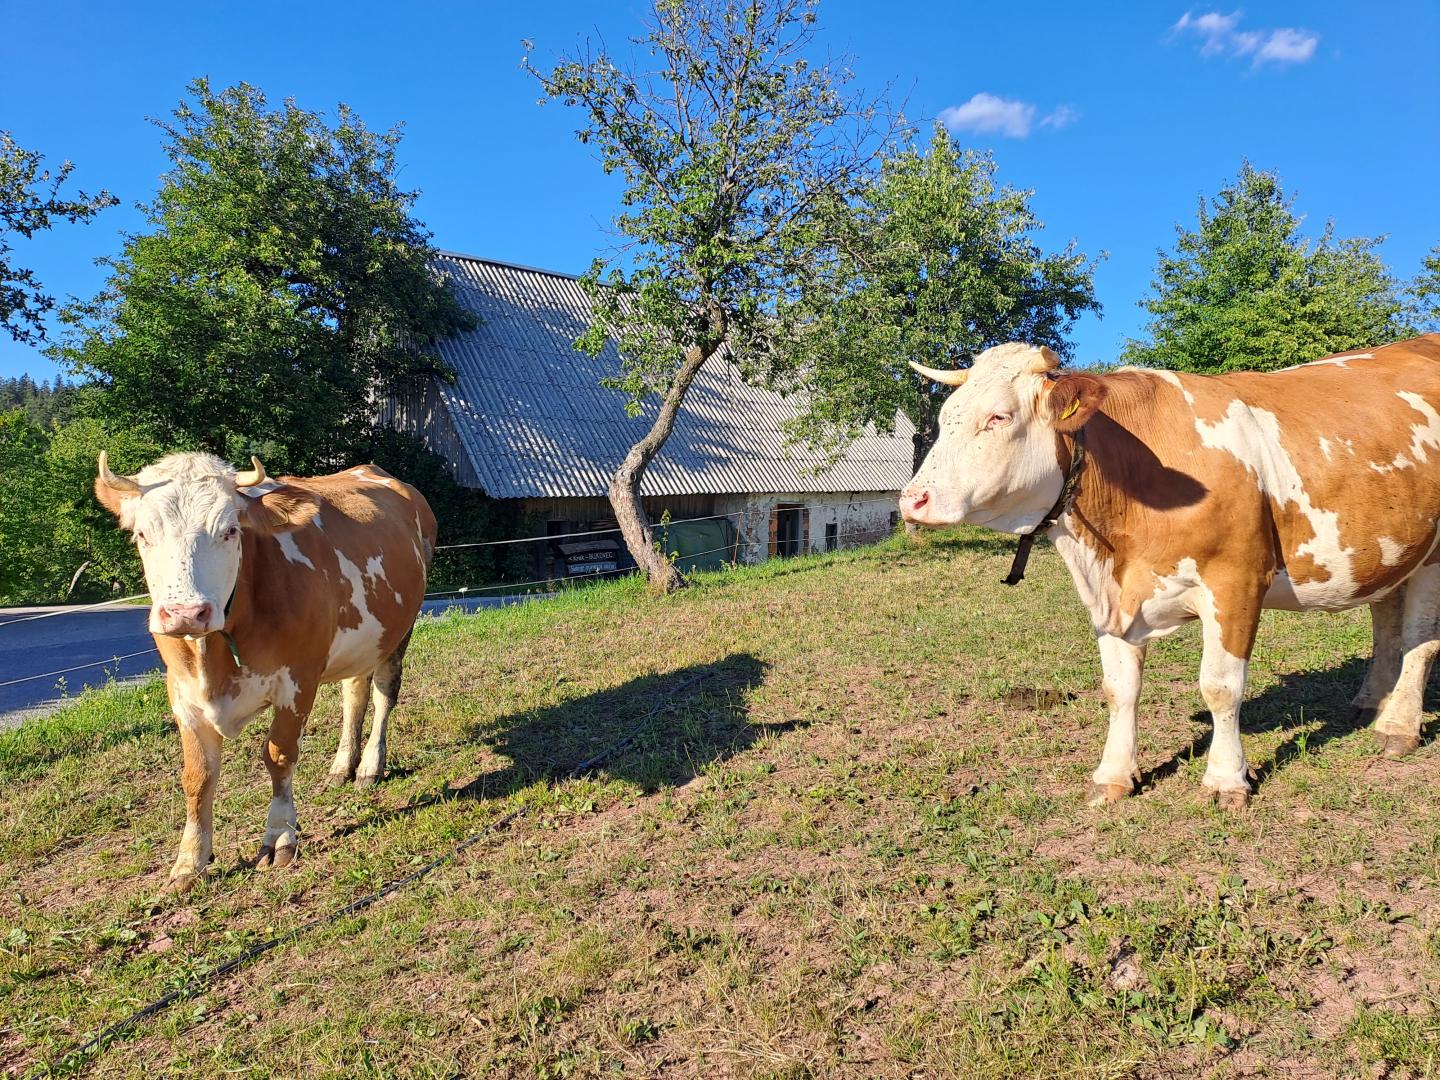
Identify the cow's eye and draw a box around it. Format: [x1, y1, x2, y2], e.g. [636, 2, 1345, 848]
[222, 526, 239, 542]
[985, 413, 1012, 430]
[134, 531, 148, 546]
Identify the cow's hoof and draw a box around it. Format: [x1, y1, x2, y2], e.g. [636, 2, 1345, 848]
[164, 872, 201, 894]
[325, 771, 354, 790]
[1375, 731, 1421, 759]
[1085, 782, 1132, 807]
[256, 844, 297, 869]
[1213, 789, 1251, 812]
[354, 772, 382, 790]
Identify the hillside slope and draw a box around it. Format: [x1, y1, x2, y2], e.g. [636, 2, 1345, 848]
[1, 532, 1436, 1079]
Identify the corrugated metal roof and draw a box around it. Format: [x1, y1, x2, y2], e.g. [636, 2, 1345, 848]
[428, 252, 916, 500]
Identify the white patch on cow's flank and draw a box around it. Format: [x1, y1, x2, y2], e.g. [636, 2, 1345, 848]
[1147, 369, 1196, 406]
[1378, 537, 1407, 567]
[1281, 352, 1373, 370]
[325, 551, 386, 680]
[1397, 391, 1440, 465]
[277, 532, 316, 569]
[1193, 400, 1358, 609]
[349, 468, 393, 487]
[365, 555, 388, 582]
[1318, 437, 1333, 462]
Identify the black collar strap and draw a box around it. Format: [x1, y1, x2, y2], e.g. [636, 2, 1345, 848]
[1002, 429, 1087, 587]
[219, 582, 241, 666]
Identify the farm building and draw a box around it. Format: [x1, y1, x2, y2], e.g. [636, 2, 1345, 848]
[384, 252, 915, 578]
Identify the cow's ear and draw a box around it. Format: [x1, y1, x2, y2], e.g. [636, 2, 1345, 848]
[240, 486, 321, 534]
[1042, 373, 1108, 433]
[94, 477, 136, 522]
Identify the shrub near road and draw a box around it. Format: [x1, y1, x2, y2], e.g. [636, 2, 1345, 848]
[1, 532, 1437, 1078]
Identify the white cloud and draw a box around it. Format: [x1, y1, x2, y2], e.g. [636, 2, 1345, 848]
[1174, 10, 1241, 54]
[938, 95, 1077, 139]
[938, 93, 1036, 138]
[1040, 105, 1080, 130]
[1172, 10, 1319, 67]
[1256, 27, 1319, 64]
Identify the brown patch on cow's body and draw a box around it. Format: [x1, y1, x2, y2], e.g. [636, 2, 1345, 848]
[1063, 337, 1440, 650]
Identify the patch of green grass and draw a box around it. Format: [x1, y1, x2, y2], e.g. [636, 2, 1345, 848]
[0, 529, 1436, 1079]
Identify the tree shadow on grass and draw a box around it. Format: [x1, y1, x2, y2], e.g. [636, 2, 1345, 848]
[330, 653, 778, 839]
[1143, 655, 1438, 794]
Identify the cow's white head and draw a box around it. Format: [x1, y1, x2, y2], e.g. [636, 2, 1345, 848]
[95, 452, 318, 637]
[899, 343, 1107, 533]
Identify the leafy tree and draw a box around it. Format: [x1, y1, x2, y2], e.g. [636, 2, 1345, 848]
[782, 124, 1101, 471]
[53, 79, 473, 474]
[0, 414, 157, 603]
[1409, 244, 1440, 332]
[1122, 162, 1411, 373]
[527, 0, 884, 592]
[0, 132, 118, 345]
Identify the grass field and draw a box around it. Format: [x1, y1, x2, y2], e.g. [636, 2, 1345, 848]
[1, 530, 1437, 1079]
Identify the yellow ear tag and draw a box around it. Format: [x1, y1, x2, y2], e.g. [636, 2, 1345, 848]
[1059, 398, 1080, 421]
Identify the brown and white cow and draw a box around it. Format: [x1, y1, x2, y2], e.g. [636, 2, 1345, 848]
[900, 335, 1440, 809]
[95, 452, 437, 889]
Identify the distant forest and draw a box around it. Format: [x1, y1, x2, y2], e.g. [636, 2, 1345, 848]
[0, 375, 79, 429]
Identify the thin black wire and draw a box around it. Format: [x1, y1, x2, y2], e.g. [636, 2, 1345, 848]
[423, 523, 891, 599]
[42, 670, 720, 1076]
[0, 497, 900, 633]
[431, 494, 899, 552]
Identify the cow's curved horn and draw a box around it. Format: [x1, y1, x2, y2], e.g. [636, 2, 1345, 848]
[909, 361, 969, 387]
[234, 456, 267, 488]
[1027, 346, 1061, 374]
[97, 451, 141, 493]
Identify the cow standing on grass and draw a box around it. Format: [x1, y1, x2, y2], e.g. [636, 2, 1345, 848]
[900, 336, 1440, 809]
[95, 452, 437, 890]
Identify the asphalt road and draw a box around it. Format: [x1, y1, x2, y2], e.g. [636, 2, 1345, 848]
[0, 595, 544, 727]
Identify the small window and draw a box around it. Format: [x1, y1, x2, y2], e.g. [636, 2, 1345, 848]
[889, 510, 901, 531]
[825, 522, 838, 552]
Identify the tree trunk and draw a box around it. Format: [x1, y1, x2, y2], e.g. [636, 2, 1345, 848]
[609, 342, 718, 594]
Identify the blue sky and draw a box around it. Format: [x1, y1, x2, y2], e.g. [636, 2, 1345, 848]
[2, 0, 1437, 380]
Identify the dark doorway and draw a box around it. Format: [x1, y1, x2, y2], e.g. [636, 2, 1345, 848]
[774, 504, 805, 558]
[824, 521, 838, 552]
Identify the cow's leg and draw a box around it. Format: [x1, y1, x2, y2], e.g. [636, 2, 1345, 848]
[1198, 595, 1260, 811]
[1351, 588, 1405, 719]
[1372, 563, 1440, 758]
[326, 675, 372, 788]
[258, 692, 315, 869]
[356, 630, 412, 789]
[1087, 634, 1146, 806]
[169, 719, 222, 891]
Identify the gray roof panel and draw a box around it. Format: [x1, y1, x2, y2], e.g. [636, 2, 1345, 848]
[428, 252, 915, 499]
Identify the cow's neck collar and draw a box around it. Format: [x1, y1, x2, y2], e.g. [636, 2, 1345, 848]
[220, 583, 242, 666]
[1001, 428, 1087, 587]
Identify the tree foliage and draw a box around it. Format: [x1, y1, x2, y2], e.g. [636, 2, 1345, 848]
[53, 79, 474, 474]
[0, 412, 158, 603]
[781, 124, 1101, 469]
[1409, 244, 1440, 333]
[527, 0, 883, 590]
[1122, 162, 1413, 373]
[0, 373, 80, 428]
[0, 132, 118, 345]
